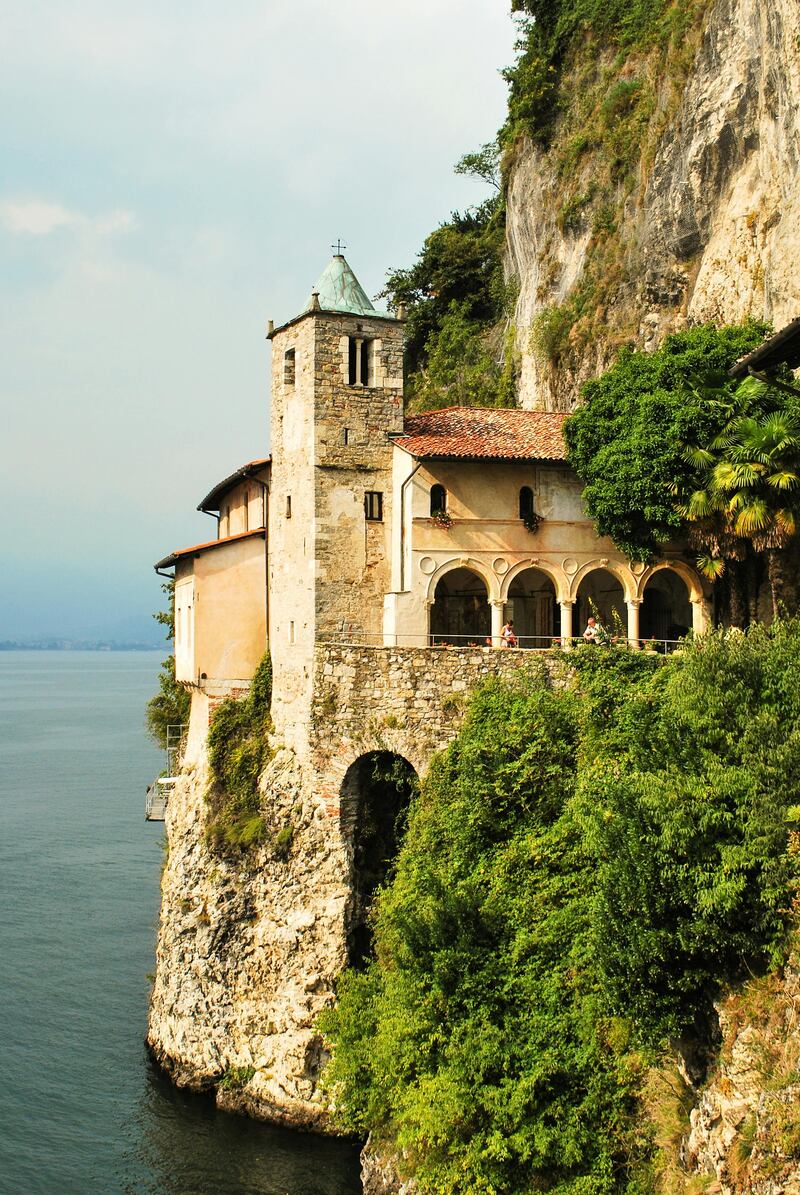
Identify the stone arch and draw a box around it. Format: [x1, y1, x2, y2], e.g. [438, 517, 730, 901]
[569, 559, 636, 603]
[637, 562, 704, 644]
[636, 560, 706, 604]
[501, 564, 562, 647]
[573, 564, 629, 634]
[426, 557, 499, 604]
[339, 751, 418, 968]
[501, 559, 566, 603]
[428, 559, 497, 647]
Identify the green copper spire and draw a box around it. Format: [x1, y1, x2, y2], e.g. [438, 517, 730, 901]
[303, 254, 387, 317]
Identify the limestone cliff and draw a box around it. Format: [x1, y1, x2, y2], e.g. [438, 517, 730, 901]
[147, 745, 350, 1131]
[506, 0, 800, 411]
[681, 953, 800, 1193]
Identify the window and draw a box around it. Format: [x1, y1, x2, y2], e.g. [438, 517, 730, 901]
[347, 337, 371, 386]
[283, 348, 296, 387]
[342, 427, 351, 446]
[519, 486, 534, 519]
[364, 491, 383, 521]
[285, 495, 292, 518]
[289, 620, 295, 644]
[430, 484, 447, 516]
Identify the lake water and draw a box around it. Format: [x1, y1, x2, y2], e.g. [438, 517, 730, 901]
[0, 652, 361, 1195]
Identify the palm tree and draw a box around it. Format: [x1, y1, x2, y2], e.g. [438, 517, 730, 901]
[676, 378, 800, 621]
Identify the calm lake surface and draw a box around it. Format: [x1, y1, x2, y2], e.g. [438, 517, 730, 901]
[0, 652, 361, 1195]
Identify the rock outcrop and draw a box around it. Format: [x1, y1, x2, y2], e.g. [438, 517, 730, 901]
[682, 959, 800, 1193]
[147, 746, 351, 1131]
[507, 0, 800, 410]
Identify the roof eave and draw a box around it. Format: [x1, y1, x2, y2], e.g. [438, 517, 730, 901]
[268, 308, 403, 340]
[153, 528, 266, 572]
[730, 317, 800, 379]
[197, 460, 270, 513]
[391, 443, 566, 464]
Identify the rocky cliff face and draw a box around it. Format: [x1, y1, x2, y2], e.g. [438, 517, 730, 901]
[147, 746, 350, 1131]
[682, 956, 800, 1193]
[507, 0, 800, 411]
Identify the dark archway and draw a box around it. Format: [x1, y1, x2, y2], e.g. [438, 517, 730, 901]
[505, 568, 559, 647]
[339, 751, 418, 968]
[576, 568, 625, 637]
[641, 568, 692, 645]
[430, 567, 490, 646]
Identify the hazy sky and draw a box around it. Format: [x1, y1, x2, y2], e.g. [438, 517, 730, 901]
[1, 2, 517, 641]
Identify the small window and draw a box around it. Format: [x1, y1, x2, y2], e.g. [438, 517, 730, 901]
[347, 337, 371, 386]
[519, 486, 534, 519]
[364, 491, 383, 521]
[283, 348, 296, 387]
[285, 495, 292, 518]
[289, 620, 295, 644]
[430, 484, 447, 517]
[342, 427, 350, 446]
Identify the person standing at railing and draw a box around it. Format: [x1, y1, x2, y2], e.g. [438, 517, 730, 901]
[501, 620, 518, 648]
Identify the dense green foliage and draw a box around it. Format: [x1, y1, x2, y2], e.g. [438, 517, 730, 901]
[382, 197, 512, 411]
[563, 323, 769, 561]
[674, 375, 800, 605]
[503, 0, 700, 147]
[146, 579, 190, 750]
[205, 653, 280, 850]
[321, 628, 800, 1192]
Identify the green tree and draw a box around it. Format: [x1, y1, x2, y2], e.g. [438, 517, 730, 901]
[146, 579, 190, 750]
[381, 198, 508, 405]
[675, 376, 800, 621]
[563, 322, 769, 562]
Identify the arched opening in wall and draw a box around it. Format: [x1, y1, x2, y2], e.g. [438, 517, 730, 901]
[576, 569, 625, 638]
[430, 567, 490, 646]
[505, 569, 560, 647]
[641, 569, 692, 646]
[339, 752, 418, 968]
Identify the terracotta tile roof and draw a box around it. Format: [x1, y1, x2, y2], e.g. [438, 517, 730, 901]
[198, 458, 271, 513]
[154, 528, 266, 571]
[392, 407, 568, 462]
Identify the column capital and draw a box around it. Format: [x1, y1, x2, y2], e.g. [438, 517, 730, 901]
[627, 598, 642, 609]
[559, 598, 575, 607]
[491, 599, 506, 608]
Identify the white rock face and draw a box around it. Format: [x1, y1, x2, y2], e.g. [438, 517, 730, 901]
[146, 747, 351, 1131]
[507, 0, 800, 411]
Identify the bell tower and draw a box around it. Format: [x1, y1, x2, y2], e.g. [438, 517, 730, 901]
[267, 252, 405, 751]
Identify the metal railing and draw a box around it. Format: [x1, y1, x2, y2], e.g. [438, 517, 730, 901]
[316, 630, 687, 654]
[144, 723, 187, 821]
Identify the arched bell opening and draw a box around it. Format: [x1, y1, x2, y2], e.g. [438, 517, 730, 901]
[339, 752, 418, 969]
[575, 568, 625, 638]
[504, 568, 560, 648]
[641, 568, 692, 646]
[429, 567, 491, 646]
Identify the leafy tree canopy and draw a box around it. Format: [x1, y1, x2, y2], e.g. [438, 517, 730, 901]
[381, 197, 506, 391]
[321, 627, 800, 1192]
[563, 322, 769, 561]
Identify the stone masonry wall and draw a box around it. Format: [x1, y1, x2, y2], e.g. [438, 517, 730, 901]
[310, 643, 557, 815]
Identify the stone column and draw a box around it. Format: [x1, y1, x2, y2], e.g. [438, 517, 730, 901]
[354, 337, 363, 384]
[691, 598, 711, 636]
[491, 600, 505, 648]
[626, 598, 641, 650]
[559, 599, 574, 650]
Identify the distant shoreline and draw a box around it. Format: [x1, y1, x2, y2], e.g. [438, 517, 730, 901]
[0, 643, 163, 652]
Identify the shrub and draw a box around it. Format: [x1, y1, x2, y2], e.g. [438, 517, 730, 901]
[205, 653, 274, 849]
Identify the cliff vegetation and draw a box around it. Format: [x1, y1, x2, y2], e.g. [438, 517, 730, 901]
[321, 625, 800, 1193]
[383, 0, 711, 410]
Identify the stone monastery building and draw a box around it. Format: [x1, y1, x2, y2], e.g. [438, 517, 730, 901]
[156, 253, 712, 760]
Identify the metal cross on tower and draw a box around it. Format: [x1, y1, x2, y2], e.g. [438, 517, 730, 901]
[331, 239, 347, 255]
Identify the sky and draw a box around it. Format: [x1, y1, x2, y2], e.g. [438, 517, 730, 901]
[0, 1, 518, 643]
